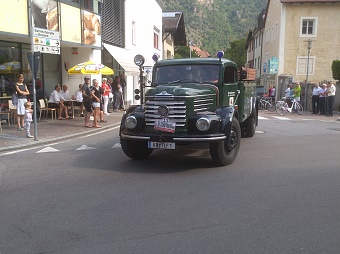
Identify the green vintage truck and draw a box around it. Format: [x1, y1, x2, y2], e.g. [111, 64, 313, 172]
[119, 52, 258, 166]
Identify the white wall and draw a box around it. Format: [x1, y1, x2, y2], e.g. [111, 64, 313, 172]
[124, 0, 162, 105]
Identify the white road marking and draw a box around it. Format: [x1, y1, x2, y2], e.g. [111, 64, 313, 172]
[258, 116, 269, 120]
[36, 147, 59, 153]
[76, 145, 96, 150]
[112, 143, 121, 148]
[272, 116, 292, 121]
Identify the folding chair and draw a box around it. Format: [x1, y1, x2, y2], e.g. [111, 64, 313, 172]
[39, 99, 56, 120]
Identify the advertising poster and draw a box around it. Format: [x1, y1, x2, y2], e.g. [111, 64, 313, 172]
[31, 0, 59, 31]
[60, 3, 81, 44]
[0, 0, 28, 35]
[82, 11, 101, 48]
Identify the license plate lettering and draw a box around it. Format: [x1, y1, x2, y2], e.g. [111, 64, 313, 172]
[148, 142, 175, 150]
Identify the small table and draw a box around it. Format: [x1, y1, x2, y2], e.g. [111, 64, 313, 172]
[65, 100, 79, 118]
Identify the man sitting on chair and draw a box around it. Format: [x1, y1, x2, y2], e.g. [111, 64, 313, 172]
[48, 84, 70, 120]
[72, 84, 84, 117]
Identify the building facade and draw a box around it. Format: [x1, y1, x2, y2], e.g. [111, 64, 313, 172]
[0, 0, 163, 108]
[247, 0, 340, 108]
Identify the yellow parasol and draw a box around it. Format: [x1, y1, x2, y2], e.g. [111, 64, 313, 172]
[0, 61, 21, 74]
[67, 60, 114, 75]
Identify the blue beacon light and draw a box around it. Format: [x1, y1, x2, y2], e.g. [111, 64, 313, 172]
[152, 53, 160, 62]
[217, 51, 224, 60]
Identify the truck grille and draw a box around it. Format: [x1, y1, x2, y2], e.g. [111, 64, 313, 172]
[194, 95, 215, 112]
[145, 99, 186, 127]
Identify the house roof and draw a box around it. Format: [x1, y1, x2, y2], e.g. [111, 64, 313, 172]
[191, 46, 211, 58]
[281, 0, 340, 2]
[162, 12, 187, 46]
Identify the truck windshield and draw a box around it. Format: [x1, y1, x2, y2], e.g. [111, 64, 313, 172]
[153, 65, 220, 86]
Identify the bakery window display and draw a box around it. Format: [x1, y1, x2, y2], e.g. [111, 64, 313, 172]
[82, 13, 101, 45]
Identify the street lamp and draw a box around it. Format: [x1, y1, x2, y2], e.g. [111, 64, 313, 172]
[304, 39, 312, 108]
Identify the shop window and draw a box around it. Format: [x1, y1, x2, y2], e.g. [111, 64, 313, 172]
[0, 42, 20, 96]
[83, 0, 101, 14]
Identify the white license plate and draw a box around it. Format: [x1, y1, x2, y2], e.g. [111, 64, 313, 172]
[148, 142, 175, 150]
[154, 118, 176, 133]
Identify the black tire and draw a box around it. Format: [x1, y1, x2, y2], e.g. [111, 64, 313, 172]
[244, 115, 256, 137]
[209, 117, 241, 166]
[276, 102, 288, 116]
[120, 138, 153, 160]
[266, 102, 276, 112]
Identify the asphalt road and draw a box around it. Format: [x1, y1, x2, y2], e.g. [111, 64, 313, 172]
[0, 117, 339, 254]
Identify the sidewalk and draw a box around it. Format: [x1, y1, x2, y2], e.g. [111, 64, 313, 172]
[258, 109, 340, 121]
[0, 111, 124, 153]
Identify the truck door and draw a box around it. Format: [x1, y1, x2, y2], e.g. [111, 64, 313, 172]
[222, 66, 238, 107]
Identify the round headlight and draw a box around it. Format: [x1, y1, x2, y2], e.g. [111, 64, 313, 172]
[134, 54, 145, 66]
[196, 117, 210, 131]
[126, 115, 137, 129]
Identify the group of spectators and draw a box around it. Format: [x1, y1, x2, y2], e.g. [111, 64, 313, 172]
[81, 74, 126, 128]
[46, 73, 126, 128]
[285, 81, 336, 116]
[310, 81, 336, 116]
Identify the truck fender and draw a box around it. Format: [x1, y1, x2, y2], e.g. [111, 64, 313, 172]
[215, 106, 235, 134]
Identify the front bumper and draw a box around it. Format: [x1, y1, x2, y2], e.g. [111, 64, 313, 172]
[120, 132, 226, 142]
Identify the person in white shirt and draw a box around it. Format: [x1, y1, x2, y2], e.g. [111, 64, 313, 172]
[285, 84, 292, 107]
[311, 83, 323, 114]
[318, 84, 327, 115]
[60, 84, 71, 106]
[72, 84, 84, 116]
[48, 84, 70, 119]
[326, 81, 336, 117]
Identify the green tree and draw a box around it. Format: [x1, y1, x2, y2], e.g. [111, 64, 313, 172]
[223, 38, 247, 66]
[331, 60, 340, 81]
[174, 45, 199, 59]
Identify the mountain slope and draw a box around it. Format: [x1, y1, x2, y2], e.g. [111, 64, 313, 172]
[159, 0, 267, 55]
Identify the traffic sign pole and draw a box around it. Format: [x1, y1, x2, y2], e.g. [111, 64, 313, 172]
[28, 2, 38, 140]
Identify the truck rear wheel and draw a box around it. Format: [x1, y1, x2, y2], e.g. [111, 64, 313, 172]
[120, 138, 153, 160]
[243, 108, 256, 137]
[209, 117, 241, 166]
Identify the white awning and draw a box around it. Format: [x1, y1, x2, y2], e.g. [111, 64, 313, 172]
[103, 43, 140, 75]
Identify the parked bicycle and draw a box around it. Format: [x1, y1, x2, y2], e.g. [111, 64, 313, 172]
[276, 97, 303, 115]
[258, 97, 276, 112]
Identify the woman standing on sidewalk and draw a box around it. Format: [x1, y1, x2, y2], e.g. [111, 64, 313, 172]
[15, 74, 30, 131]
[91, 79, 102, 128]
[101, 78, 110, 115]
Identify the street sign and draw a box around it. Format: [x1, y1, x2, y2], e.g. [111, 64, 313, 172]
[32, 27, 60, 55]
[33, 27, 60, 40]
[34, 37, 60, 47]
[34, 45, 60, 55]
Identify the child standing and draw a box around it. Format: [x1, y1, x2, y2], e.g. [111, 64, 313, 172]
[24, 102, 33, 138]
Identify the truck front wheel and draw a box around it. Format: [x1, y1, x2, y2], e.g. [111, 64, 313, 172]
[120, 138, 153, 160]
[209, 117, 241, 166]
